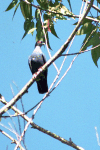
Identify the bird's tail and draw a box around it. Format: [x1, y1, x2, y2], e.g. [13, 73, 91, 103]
[36, 77, 48, 94]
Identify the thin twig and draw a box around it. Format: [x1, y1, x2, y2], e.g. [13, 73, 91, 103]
[0, 122, 20, 139]
[95, 126, 100, 146]
[79, 0, 84, 21]
[14, 118, 32, 150]
[61, 44, 100, 56]
[0, 129, 25, 150]
[10, 84, 19, 138]
[12, 81, 27, 149]
[55, 55, 78, 89]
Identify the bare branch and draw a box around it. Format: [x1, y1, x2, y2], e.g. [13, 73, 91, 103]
[61, 44, 100, 56]
[14, 117, 32, 150]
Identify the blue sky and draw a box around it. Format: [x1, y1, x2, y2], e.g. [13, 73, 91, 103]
[0, 1, 100, 150]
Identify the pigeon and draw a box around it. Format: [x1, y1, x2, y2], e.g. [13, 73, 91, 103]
[28, 41, 48, 94]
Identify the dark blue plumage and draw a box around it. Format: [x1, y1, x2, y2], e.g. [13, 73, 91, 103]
[28, 41, 48, 94]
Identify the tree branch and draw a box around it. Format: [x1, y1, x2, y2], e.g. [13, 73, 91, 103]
[60, 44, 100, 56]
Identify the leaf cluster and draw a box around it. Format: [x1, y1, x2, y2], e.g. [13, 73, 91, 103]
[75, 17, 100, 67]
[5, 0, 73, 48]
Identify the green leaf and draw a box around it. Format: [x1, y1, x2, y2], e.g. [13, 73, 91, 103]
[20, 0, 32, 20]
[73, 18, 92, 25]
[28, 22, 35, 35]
[12, 2, 20, 20]
[5, 0, 18, 11]
[22, 30, 28, 40]
[37, 0, 49, 9]
[36, 32, 52, 50]
[22, 19, 34, 39]
[43, 13, 49, 20]
[50, 23, 59, 38]
[46, 32, 52, 50]
[36, 30, 44, 42]
[35, 9, 43, 40]
[81, 29, 95, 51]
[24, 18, 30, 31]
[81, 29, 100, 67]
[35, 9, 40, 20]
[91, 33, 100, 67]
[77, 22, 93, 35]
[80, 23, 96, 51]
[28, 28, 36, 34]
[43, 13, 59, 38]
[36, 28, 43, 41]
[77, 19, 100, 66]
[36, 18, 44, 41]
[67, 0, 72, 12]
[55, 14, 67, 20]
[97, 0, 100, 4]
[59, 4, 74, 18]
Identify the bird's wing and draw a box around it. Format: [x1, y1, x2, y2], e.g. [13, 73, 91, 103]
[42, 54, 46, 64]
[28, 55, 33, 71]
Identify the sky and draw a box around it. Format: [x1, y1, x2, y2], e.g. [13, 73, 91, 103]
[0, 0, 100, 150]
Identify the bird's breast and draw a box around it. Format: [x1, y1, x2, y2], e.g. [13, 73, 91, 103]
[31, 55, 43, 62]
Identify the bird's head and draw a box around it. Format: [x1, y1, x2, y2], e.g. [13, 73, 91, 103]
[35, 41, 45, 47]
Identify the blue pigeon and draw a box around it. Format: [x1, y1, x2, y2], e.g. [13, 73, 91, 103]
[28, 41, 48, 94]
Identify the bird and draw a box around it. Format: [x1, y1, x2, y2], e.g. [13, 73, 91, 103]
[28, 41, 48, 94]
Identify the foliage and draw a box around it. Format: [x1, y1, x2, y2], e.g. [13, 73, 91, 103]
[5, 0, 100, 66]
[75, 17, 100, 67]
[5, 0, 74, 50]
